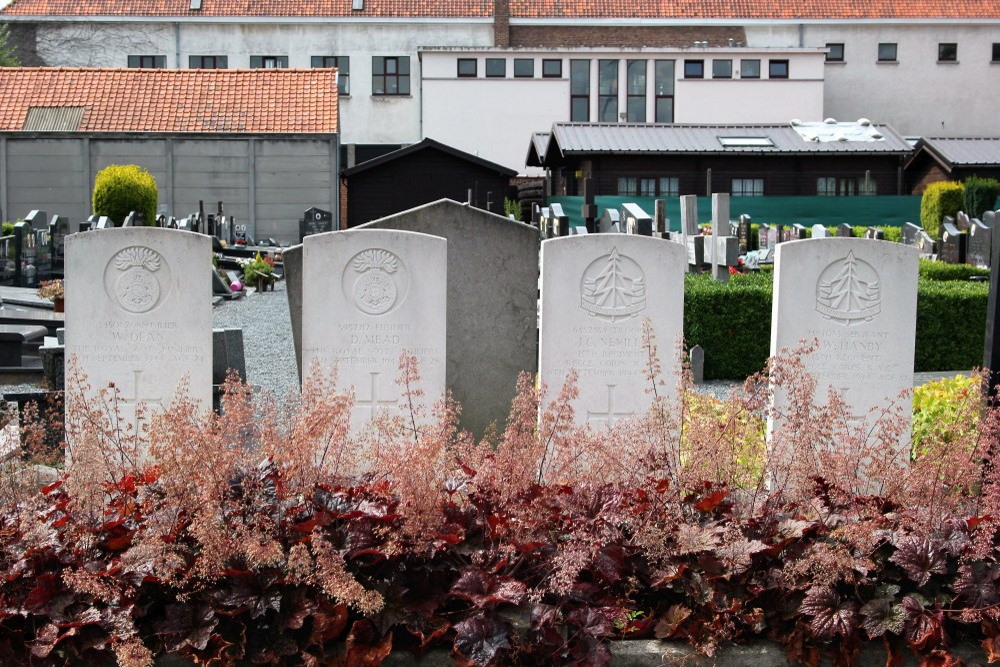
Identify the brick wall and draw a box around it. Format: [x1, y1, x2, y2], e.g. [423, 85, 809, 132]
[509, 26, 746, 48]
[339, 179, 349, 229]
[493, 0, 510, 47]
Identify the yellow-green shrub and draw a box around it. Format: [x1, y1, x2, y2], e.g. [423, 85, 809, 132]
[92, 164, 158, 226]
[911, 374, 980, 458]
[920, 181, 964, 240]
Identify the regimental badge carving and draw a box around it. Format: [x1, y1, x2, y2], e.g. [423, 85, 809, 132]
[815, 250, 881, 326]
[346, 248, 407, 315]
[580, 247, 646, 323]
[111, 246, 165, 313]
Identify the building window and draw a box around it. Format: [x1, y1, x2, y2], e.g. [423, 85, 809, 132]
[817, 177, 860, 196]
[659, 177, 679, 197]
[457, 58, 477, 77]
[768, 59, 789, 78]
[826, 43, 844, 62]
[542, 59, 562, 78]
[486, 58, 506, 77]
[513, 58, 534, 77]
[878, 43, 897, 62]
[740, 59, 760, 78]
[732, 178, 764, 197]
[617, 177, 637, 196]
[250, 56, 288, 68]
[994, 43, 1000, 62]
[570, 59, 589, 122]
[311, 56, 349, 94]
[938, 43, 957, 62]
[190, 55, 228, 69]
[128, 55, 165, 68]
[684, 59, 704, 79]
[654, 60, 674, 123]
[639, 178, 656, 197]
[712, 59, 732, 78]
[626, 60, 646, 122]
[598, 59, 618, 122]
[373, 56, 410, 95]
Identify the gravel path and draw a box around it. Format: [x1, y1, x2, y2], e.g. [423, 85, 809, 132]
[212, 281, 301, 401]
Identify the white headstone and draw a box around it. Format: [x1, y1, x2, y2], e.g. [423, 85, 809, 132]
[770, 238, 918, 461]
[64, 228, 213, 452]
[811, 224, 828, 238]
[539, 235, 686, 428]
[302, 229, 446, 431]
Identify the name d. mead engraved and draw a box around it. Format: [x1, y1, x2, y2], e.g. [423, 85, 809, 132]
[815, 250, 881, 326]
[580, 247, 646, 323]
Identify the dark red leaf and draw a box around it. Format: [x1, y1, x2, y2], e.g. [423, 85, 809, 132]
[28, 623, 58, 658]
[694, 490, 727, 512]
[452, 615, 510, 666]
[450, 567, 527, 608]
[890, 537, 948, 586]
[310, 602, 350, 644]
[653, 605, 691, 639]
[799, 587, 858, 640]
[24, 573, 59, 613]
[344, 620, 392, 667]
[40, 480, 63, 494]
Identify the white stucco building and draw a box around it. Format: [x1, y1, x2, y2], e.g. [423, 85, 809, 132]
[2, 0, 998, 174]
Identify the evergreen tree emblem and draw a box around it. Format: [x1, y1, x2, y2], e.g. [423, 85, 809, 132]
[815, 250, 881, 325]
[580, 247, 646, 322]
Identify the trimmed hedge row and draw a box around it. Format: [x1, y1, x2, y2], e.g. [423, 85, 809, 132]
[684, 270, 988, 380]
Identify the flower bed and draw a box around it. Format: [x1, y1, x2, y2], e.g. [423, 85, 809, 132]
[3, 346, 1000, 666]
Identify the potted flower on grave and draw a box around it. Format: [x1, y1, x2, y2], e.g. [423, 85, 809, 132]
[240, 252, 275, 292]
[37, 278, 64, 312]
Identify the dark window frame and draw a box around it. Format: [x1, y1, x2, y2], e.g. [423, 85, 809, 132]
[128, 55, 166, 68]
[683, 59, 704, 79]
[654, 59, 674, 123]
[189, 55, 228, 69]
[938, 43, 958, 62]
[485, 58, 506, 77]
[570, 59, 590, 122]
[825, 43, 845, 62]
[457, 58, 478, 77]
[993, 43, 1000, 62]
[542, 59, 562, 78]
[877, 43, 897, 62]
[250, 55, 289, 68]
[513, 58, 534, 78]
[740, 59, 760, 78]
[598, 59, 618, 122]
[768, 59, 789, 79]
[712, 59, 732, 78]
[311, 56, 350, 94]
[372, 55, 411, 96]
[626, 59, 646, 122]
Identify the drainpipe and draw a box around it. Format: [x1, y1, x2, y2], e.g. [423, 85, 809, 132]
[798, 24, 804, 48]
[174, 23, 180, 68]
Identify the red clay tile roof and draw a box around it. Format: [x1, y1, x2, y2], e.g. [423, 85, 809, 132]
[508, 0, 1000, 19]
[2, 0, 996, 17]
[0, 68, 338, 133]
[1, 0, 493, 17]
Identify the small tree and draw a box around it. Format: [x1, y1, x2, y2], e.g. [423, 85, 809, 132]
[919, 180, 964, 240]
[963, 175, 999, 220]
[0, 24, 21, 67]
[92, 164, 158, 226]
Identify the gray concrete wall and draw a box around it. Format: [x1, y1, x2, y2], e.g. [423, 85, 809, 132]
[0, 134, 337, 243]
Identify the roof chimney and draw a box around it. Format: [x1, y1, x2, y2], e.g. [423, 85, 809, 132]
[493, 0, 509, 48]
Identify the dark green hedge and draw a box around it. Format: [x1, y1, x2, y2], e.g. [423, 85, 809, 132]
[915, 278, 988, 371]
[918, 258, 989, 281]
[683, 273, 773, 380]
[683, 270, 988, 379]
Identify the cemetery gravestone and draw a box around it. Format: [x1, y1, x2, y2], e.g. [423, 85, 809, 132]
[539, 207, 551, 239]
[122, 212, 137, 227]
[25, 210, 47, 230]
[837, 223, 853, 237]
[300, 207, 334, 242]
[96, 217, 113, 230]
[550, 203, 569, 238]
[709, 193, 738, 283]
[539, 235, 686, 429]
[916, 231, 936, 259]
[864, 227, 885, 240]
[654, 200, 667, 237]
[770, 237, 919, 462]
[811, 224, 829, 238]
[939, 221, 966, 264]
[680, 195, 704, 272]
[790, 224, 808, 241]
[581, 178, 597, 233]
[302, 229, 447, 433]
[739, 214, 752, 253]
[968, 219, 991, 268]
[64, 228, 212, 457]
[900, 222, 922, 246]
[599, 209, 621, 234]
[621, 203, 653, 236]
[955, 211, 970, 232]
[356, 199, 539, 438]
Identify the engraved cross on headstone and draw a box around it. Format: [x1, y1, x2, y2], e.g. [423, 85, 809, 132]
[119, 369, 163, 412]
[587, 384, 633, 428]
[355, 371, 397, 421]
